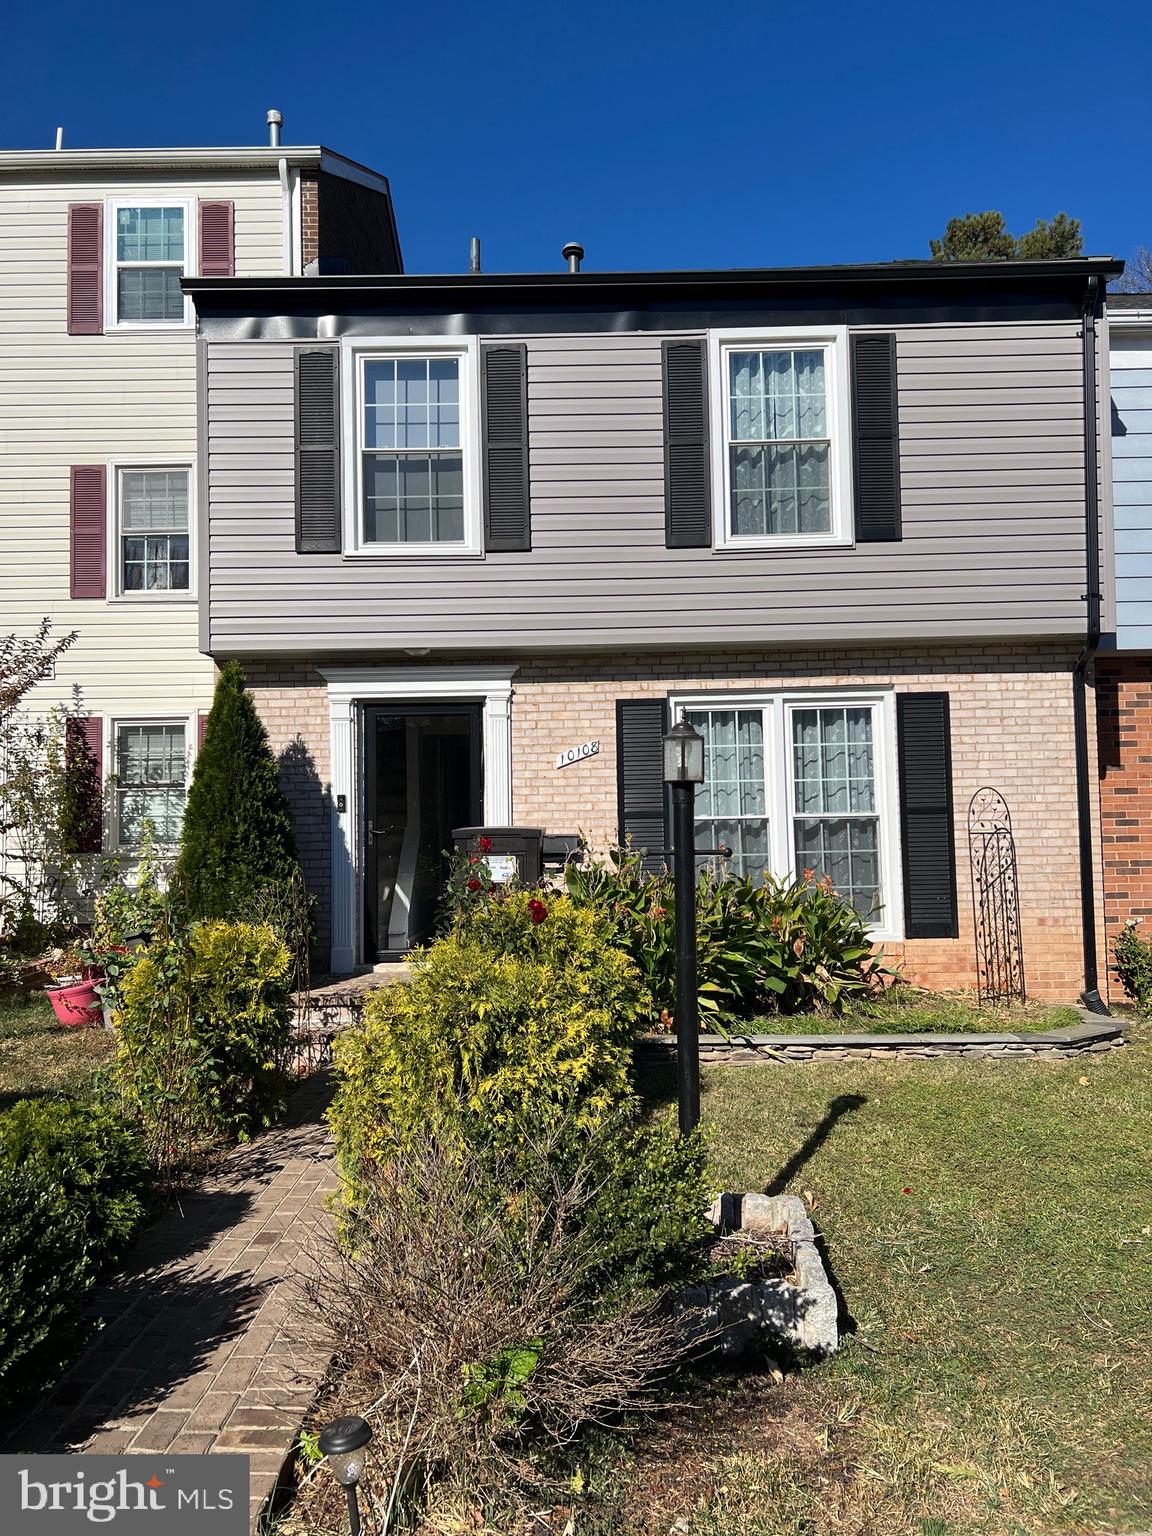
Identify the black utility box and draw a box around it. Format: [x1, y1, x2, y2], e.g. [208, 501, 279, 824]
[452, 826, 544, 884]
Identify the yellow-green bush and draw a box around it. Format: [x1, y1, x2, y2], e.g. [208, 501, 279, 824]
[331, 893, 648, 1177]
[118, 918, 292, 1160]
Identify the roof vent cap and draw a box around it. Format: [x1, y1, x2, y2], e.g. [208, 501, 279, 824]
[562, 241, 584, 274]
[267, 109, 283, 148]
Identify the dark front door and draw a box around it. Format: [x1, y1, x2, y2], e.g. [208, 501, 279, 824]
[364, 704, 482, 957]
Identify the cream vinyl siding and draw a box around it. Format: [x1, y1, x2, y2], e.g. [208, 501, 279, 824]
[203, 320, 1090, 652]
[0, 170, 284, 715]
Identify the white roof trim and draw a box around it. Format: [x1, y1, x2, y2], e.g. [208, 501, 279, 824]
[0, 147, 391, 194]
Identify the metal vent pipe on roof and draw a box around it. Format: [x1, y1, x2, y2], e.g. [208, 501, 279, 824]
[562, 242, 584, 273]
[54, 127, 63, 150]
[470, 237, 482, 273]
[267, 109, 283, 148]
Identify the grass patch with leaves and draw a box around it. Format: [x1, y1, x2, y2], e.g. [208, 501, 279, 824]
[748, 988, 1085, 1036]
[0, 994, 113, 1113]
[593, 1022, 1152, 1536]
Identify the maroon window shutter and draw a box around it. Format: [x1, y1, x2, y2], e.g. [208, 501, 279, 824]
[65, 716, 103, 854]
[197, 711, 209, 752]
[198, 200, 235, 277]
[67, 203, 103, 335]
[70, 465, 107, 599]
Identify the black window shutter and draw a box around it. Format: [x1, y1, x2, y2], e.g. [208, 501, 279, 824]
[482, 343, 530, 551]
[662, 338, 711, 548]
[616, 699, 669, 873]
[851, 333, 901, 542]
[897, 693, 958, 939]
[295, 348, 340, 554]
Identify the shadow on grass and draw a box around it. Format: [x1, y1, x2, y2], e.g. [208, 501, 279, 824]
[765, 1093, 867, 1196]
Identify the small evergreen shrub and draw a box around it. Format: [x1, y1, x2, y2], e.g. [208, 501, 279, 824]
[0, 1100, 153, 1406]
[1114, 919, 1152, 1014]
[175, 661, 300, 923]
[118, 918, 293, 1162]
[331, 893, 646, 1176]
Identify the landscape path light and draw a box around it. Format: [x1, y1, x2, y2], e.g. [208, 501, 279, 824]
[318, 1414, 373, 1536]
[662, 716, 705, 1135]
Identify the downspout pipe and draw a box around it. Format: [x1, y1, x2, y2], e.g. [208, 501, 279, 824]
[1074, 274, 1108, 1013]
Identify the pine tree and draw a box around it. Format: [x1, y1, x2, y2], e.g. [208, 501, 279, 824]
[930, 210, 1083, 261]
[1014, 213, 1083, 259]
[930, 211, 1016, 261]
[175, 661, 300, 920]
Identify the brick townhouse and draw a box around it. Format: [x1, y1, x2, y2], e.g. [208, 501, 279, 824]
[183, 253, 1121, 1002]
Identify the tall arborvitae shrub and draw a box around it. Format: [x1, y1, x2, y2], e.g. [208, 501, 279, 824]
[176, 661, 300, 920]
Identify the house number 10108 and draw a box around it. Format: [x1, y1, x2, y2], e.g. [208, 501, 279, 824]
[555, 739, 600, 769]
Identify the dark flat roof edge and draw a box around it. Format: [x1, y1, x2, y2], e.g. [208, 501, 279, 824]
[183, 255, 1123, 303]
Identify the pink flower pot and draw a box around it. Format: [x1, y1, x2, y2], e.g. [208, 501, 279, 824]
[46, 978, 103, 1028]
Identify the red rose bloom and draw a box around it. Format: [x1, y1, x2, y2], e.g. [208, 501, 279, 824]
[478, 835, 493, 853]
[467, 878, 482, 892]
[527, 898, 548, 924]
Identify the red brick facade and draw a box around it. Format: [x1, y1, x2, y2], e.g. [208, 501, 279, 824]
[1096, 656, 1152, 996]
[245, 643, 1104, 1002]
[298, 169, 400, 274]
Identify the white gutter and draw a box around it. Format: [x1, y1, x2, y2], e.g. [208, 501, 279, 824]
[0, 146, 328, 173]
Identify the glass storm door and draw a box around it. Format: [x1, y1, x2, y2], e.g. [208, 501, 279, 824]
[363, 705, 482, 956]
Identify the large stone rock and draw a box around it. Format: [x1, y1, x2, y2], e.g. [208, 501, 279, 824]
[684, 1191, 839, 1360]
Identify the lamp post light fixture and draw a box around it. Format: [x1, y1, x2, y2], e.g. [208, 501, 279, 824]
[663, 716, 705, 1135]
[318, 1414, 373, 1536]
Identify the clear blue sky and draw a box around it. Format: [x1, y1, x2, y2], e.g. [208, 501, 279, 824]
[3, 0, 1147, 277]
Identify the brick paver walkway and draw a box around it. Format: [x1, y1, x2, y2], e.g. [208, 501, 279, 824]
[4, 1075, 340, 1530]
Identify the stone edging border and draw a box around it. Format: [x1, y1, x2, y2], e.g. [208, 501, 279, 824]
[636, 1008, 1128, 1064]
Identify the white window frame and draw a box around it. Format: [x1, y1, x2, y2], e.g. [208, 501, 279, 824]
[708, 325, 853, 552]
[669, 687, 903, 941]
[107, 714, 195, 853]
[340, 335, 483, 559]
[106, 459, 196, 601]
[103, 196, 195, 332]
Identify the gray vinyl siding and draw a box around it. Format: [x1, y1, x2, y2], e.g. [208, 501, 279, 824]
[203, 322, 1089, 653]
[1111, 333, 1152, 648]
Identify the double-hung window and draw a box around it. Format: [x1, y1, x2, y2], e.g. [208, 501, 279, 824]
[106, 199, 192, 328]
[116, 467, 191, 595]
[345, 339, 481, 556]
[710, 328, 850, 549]
[678, 691, 898, 934]
[114, 722, 189, 847]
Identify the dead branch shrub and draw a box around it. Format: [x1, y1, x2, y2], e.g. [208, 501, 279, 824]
[305, 1119, 707, 1524]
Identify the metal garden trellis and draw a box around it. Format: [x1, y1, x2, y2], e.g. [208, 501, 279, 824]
[967, 786, 1026, 1004]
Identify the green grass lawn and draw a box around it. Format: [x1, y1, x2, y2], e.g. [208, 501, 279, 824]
[748, 989, 1085, 1036]
[615, 1022, 1152, 1536]
[0, 993, 115, 1112]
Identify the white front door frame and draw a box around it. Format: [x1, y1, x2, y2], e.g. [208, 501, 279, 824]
[320, 665, 518, 973]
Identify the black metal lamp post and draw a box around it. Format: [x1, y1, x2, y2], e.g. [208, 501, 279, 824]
[663, 716, 705, 1135]
[318, 1415, 373, 1536]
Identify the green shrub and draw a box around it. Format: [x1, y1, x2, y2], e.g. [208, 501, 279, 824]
[175, 661, 300, 923]
[565, 846, 891, 1023]
[331, 893, 646, 1176]
[0, 1099, 153, 1406]
[1114, 919, 1152, 1013]
[118, 918, 293, 1162]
